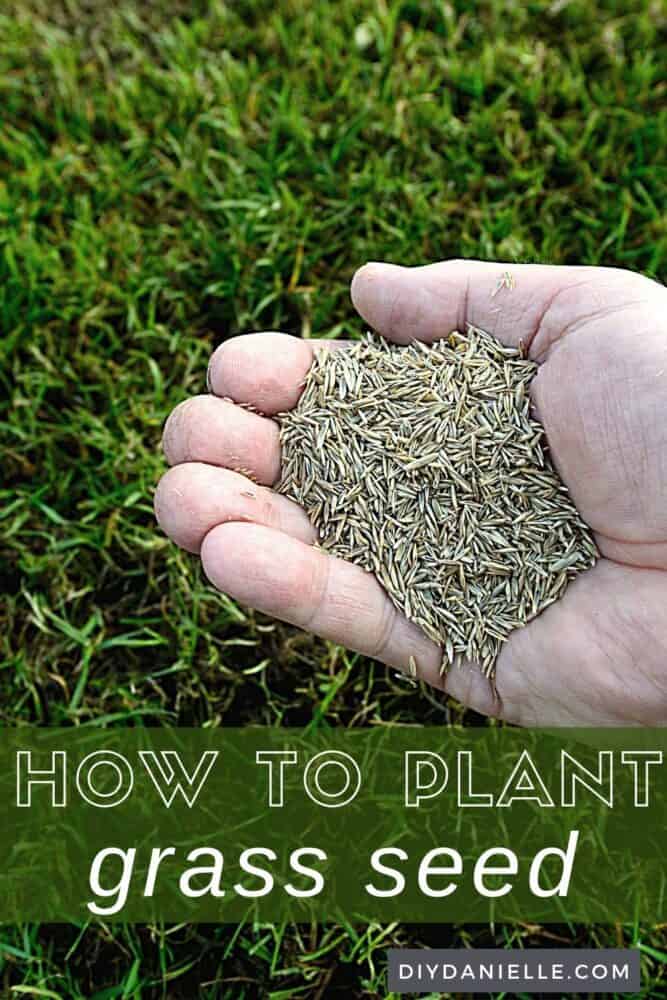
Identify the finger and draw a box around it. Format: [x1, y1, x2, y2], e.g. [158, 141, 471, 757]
[162, 395, 281, 485]
[207, 332, 347, 415]
[350, 259, 648, 360]
[200, 521, 500, 716]
[154, 462, 316, 553]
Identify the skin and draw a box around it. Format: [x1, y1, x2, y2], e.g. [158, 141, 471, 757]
[155, 260, 667, 725]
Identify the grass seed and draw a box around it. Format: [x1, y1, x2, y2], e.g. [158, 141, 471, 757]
[277, 327, 599, 677]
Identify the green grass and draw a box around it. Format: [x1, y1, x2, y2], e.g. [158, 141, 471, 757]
[1, 0, 666, 995]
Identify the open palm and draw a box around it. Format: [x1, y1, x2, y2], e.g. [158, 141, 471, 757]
[155, 261, 667, 725]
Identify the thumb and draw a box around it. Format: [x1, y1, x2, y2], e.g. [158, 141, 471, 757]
[349, 259, 636, 360]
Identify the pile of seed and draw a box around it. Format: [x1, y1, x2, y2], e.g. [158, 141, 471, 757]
[277, 327, 598, 677]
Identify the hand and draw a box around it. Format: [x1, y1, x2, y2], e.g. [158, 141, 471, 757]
[155, 260, 667, 725]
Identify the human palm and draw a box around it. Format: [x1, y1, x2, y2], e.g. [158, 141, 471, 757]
[155, 261, 667, 725]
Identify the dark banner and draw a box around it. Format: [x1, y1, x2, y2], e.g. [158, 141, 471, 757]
[3, 726, 666, 922]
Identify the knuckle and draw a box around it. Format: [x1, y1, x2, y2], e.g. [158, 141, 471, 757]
[162, 396, 207, 463]
[386, 289, 409, 338]
[370, 600, 398, 662]
[153, 466, 184, 529]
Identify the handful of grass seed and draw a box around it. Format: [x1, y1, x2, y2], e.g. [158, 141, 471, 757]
[277, 327, 598, 677]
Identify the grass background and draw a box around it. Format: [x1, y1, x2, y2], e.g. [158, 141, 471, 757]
[1, 0, 666, 995]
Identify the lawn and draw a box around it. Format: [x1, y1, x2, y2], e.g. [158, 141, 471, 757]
[1, 0, 666, 995]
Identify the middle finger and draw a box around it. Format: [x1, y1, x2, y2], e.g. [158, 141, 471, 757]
[162, 394, 281, 485]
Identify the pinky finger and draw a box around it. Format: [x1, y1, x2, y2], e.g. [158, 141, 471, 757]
[200, 522, 499, 716]
[201, 522, 436, 677]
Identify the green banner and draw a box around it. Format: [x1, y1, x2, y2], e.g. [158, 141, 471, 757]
[2, 726, 666, 922]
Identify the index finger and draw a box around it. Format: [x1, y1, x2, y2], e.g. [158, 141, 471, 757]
[207, 332, 345, 415]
